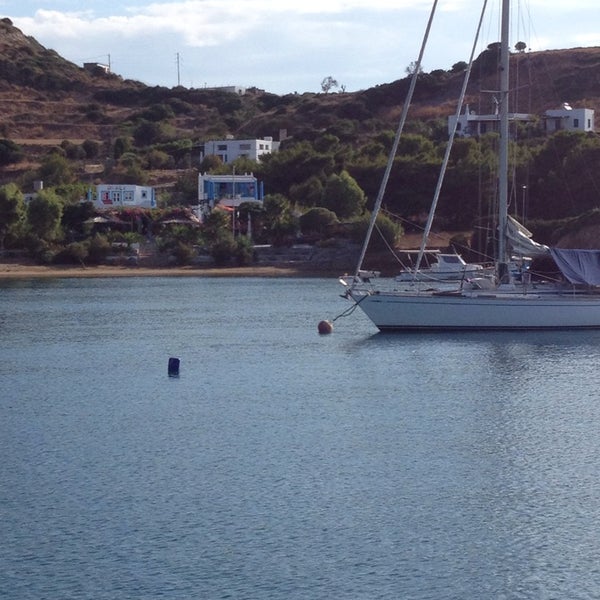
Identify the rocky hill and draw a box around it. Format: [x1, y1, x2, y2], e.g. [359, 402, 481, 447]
[0, 17, 599, 186]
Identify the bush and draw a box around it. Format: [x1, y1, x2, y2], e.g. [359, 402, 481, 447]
[349, 212, 402, 250]
[235, 236, 255, 266]
[87, 233, 111, 263]
[171, 241, 195, 265]
[299, 207, 338, 237]
[210, 233, 237, 266]
[54, 241, 89, 265]
[0, 139, 24, 166]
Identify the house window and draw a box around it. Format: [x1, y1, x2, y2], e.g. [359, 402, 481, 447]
[217, 144, 227, 151]
[574, 118, 580, 128]
[124, 191, 134, 203]
[239, 143, 251, 150]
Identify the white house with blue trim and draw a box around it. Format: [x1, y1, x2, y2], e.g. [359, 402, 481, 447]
[198, 172, 264, 209]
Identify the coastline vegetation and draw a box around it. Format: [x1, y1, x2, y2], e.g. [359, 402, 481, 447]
[1, 19, 600, 269]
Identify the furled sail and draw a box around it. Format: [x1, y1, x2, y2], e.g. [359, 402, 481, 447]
[506, 216, 549, 257]
[550, 249, 600, 286]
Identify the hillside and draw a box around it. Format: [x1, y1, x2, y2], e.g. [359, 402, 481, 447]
[0, 16, 600, 188]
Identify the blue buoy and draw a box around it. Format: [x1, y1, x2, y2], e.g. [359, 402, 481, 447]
[168, 357, 180, 377]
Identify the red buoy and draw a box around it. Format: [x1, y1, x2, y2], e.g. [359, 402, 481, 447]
[318, 320, 333, 334]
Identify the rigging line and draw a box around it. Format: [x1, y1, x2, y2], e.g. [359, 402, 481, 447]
[332, 293, 370, 322]
[353, 0, 440, 279]
[412, 0, 490, 279]
[379, 209, 495, 266]
[374, 222, 406, 267]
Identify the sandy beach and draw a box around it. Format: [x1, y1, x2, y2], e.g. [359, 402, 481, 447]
[0, 259, 338, 280]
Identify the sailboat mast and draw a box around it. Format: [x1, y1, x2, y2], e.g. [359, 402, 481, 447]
[497, 0, 510, 273]
[352, 0, 439, 279]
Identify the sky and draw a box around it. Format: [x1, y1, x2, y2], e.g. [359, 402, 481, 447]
[3, 0, 599, 95]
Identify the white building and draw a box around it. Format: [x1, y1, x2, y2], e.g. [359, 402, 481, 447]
[198, 172, 263, 209]
[93, 184, 157, 210]
[449, 104, 532, 137]
[544, 104, 595, 134]
[201, 137, 280, 164]
[449, 103, 595, 138]
[205, 85, 246, 95]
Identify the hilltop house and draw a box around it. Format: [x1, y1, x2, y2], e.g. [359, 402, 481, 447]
[448, 104, 532, 137]
[83, 62, 110, 75]
[199, 135, 282, 164]
[449, 103, 595, 137]
[544, 104, 595, 134]
[204, 85, 246, 95]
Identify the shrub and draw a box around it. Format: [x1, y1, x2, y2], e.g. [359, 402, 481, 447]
[172, 241, 195, 265]
[349, 212, 403, 250]
[0, 139, 24, 166]
[235, 236, 255, 266]
[209, 233, 237, 266]
[299, 207, 338, 237]
[87, 233, 111, 263]
[54, 241, 89, 265]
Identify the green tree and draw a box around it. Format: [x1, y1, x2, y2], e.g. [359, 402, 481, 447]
[82, 139, 101, 159]
[320, 76, 339, 94]
[202, 209, 232, 243]
[199, 154, 224, 173]
[0, 183, 25, 249]
[114, 137, 132, 159]
[289, 175, 324, 207]
[299, 207, 338, 238]
[234, 236, 255, 266]
[0, 139, 24, 166]
[61, 140, 86, 160]
[261, 140, 335, 195]
[27, 190, 63, 241]
[87, 233, 111, 263]
[350, 212, 402, 251]
[262, 194, 298, 245]
[62, 201, 95, 238]
[201, 210, 237, 265]
[321, 171, 366, 219]
[37, 152, 74, 186]
[170, 170, 200, 205]
[133, 120, 169, 146]
[145, 148, 173, 169]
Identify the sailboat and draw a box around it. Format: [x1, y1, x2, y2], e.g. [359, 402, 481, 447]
[394, 251, 492, 283]
[340, 0, 600, 331]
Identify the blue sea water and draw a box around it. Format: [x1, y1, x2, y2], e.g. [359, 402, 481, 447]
[2, 276, 600, 599]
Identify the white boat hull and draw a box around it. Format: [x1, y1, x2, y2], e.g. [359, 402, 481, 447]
[348, 288, 600, 331]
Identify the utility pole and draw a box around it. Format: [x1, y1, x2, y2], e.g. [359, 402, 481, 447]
[176, 52, 181, 87]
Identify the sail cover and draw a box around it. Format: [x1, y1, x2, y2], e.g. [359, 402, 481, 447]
[506, 216, 549, 257]
[550, 248, 600, 286]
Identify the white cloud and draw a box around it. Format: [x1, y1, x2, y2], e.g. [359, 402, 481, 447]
[8, 0, 599, 94]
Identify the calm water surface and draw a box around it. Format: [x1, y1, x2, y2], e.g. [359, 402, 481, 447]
[2, 277, 600, 599]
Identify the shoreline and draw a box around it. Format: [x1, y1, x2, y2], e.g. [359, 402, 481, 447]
[0, 261, 342, 280]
